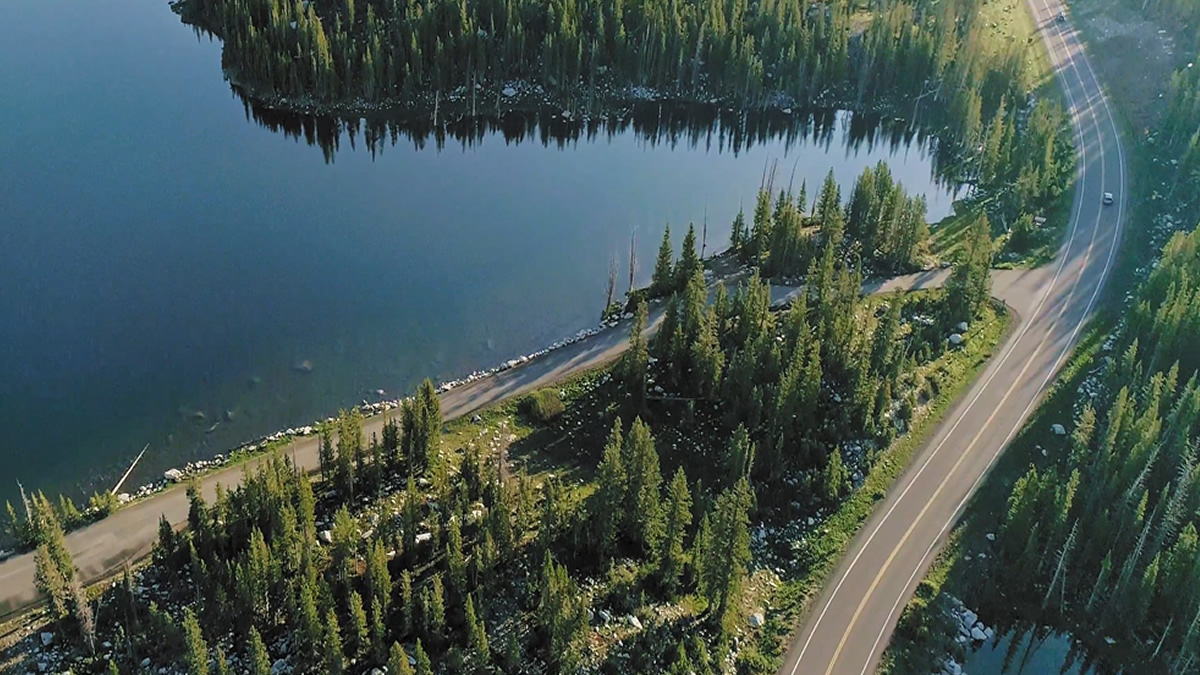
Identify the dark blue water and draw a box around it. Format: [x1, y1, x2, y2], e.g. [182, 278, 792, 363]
[0, 0, 955, 507]
[966, 629, 1097, 675]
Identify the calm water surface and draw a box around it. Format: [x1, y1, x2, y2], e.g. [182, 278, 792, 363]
[0, 0, 955, 507]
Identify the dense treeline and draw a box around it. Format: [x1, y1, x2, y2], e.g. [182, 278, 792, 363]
[634, 204, 991, 492]
[177, 0, 1033, 148]
[986, 225, 1200, 672]
[726, 165, 930, 276]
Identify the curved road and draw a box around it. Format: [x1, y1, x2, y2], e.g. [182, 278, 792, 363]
[779, 1, 1125, 674]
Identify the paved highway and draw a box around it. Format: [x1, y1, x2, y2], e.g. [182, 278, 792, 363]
[778, 0, 1126, 673]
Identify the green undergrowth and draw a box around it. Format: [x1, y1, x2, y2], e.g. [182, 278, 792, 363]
[750, 300, 1013, 668]
[879, 317, 1111, 674]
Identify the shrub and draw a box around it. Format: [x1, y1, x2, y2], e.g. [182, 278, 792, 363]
[522, 389, 564, 424]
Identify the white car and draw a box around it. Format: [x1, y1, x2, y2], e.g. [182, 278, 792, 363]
[1103, 191, 1114, 205]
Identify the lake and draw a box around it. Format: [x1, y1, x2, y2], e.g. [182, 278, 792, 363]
[0, 0, 956, 509]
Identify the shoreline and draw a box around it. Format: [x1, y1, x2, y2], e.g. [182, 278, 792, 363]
[1, 259, 736, 556]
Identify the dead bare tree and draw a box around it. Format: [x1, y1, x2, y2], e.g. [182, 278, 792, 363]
[701, 206, 708, 259]
[605, 252, 618, 317]
[627, 229, 638, 295]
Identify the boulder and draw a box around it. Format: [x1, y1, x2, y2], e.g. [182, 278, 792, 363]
[270, 659, 289, 675]
[502, 86, 517, 97]
[141, 658, 152, 668]
[948, 333, 964, 346]
[318, 530, 333, 544]
[956, 321, 969, 332]
[117, 493, 132, 504]
[599, 609, 613, 624]
[40, 632, 53, 646]
[971, 625, 987, 641]
[163, 468, 184, 482]
[627, 615, 643, 629]
[1051, 423, 1067, 436]
[986, 532, 996, 541]
[748, 612, 765, 627]
[961, 609, 977, 627]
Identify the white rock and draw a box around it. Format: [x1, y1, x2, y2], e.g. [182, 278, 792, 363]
[971, 625, 987, 641]
[40, 632, 53, 646]
[163, 468, 184, 482]
[318, 530, 333, 544]
[986, 532, 996, 541]
[416, 532, 433, 544]
[948, 333, 964, 346]
[749, 612, 765, 627]
[117, 492, 132, 504]
[141, 658, 152, 668]
[956, 321, 969, 332]
[270, 659, 289, 675]
[1051, 423, 1067, 436]
[502, 86, 517, 97]
[961, 609, 977, 627]
[985, 626, 995, 640]
[1104, 636, 1116, 645]
[628, 615, 643, 629]
[943, 659, 963, 675]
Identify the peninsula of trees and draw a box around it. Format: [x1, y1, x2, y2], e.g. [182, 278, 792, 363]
[12, 180, 1004, 673]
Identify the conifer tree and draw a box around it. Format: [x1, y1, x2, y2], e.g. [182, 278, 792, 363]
[624, 418, 665, 553]
[651, 225, 675, 297]
[322, 608, 345, 675]
[365, 539, 391, 615]
[446, 516, 468, 606]
[248, 627, 271, 675]
[465, 593, 490, 669]
[388, 643, 414, 675]
[620, 300, 649, 411]
[676, 223, 702, 290]
[400, 570, 415, 637]
[591, 419, 626, 559]
[348, 590, 370, 658]
[414, 640, 432, 675]
[181, 608, 210, 675]
[659, 467, 693, 597]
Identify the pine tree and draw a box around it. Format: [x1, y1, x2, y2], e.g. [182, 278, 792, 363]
[370, 598, 386, 662]
[400, 570, 415, 637]
[701, 479, 753, 634]
[727, 425, 756, 484]
[446, 516, 468, 605]
[465, 593, 490, 669]
[651, 225, 675, 297]
[214, 647, 231, 675]
[348, 590, 370, 658]
[322, 608, 345, 675]
[248, 627, 271, 675]
[389, 642, 415, 675]
[820, 448, 851, 505]
[592, 419, 626, 559]
[181, 608, 210, 675]
[730, 209, 747, 253]
[676, 223, 702, 290]
[945, 213, 992, 323]
[414, 640, 432, 675]
[620, 300, 649, 410]
[624, 418, 665, 553]
[659, 467, 693, 597]
[365, 539, 391, 615]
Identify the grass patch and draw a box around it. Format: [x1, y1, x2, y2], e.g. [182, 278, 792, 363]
[752, 300, 1013, 666]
